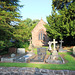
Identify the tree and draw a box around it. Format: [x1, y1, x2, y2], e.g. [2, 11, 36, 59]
[52, 0, 74, 10]
[0, 0, 22, 49]
[12, 18, 39, 48]
[13, 19, 39, 41]
[46, 0, 75, 45]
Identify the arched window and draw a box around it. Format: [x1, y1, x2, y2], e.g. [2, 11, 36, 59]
[38, 31, 45, 41]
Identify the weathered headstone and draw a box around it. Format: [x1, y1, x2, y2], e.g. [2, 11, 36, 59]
[73, 46, 75, 56]
[17, 48, 25, 54]
[9, 47, 17, 54]
[59, 39, 64, 49]
[30, 47, 46, 62]
[48, 41, 52, 50]
[59, 39, 67, 52]
[37, 48, 46, 61]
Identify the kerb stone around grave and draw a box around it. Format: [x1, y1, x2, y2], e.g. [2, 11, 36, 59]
[73, 46, 75, 56]
[1, 58, 14, 62]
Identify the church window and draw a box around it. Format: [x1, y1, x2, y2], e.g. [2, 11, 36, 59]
[38, 31, 45, 41]
[39, 34, 40, 40]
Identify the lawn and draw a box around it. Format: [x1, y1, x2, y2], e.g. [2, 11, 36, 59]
[0, 52, 75, 70]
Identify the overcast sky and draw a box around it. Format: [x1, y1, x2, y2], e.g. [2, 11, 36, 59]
[19, 0, 52, 22]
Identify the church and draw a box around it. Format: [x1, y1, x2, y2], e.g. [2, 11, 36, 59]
[31, 18, 49, 47]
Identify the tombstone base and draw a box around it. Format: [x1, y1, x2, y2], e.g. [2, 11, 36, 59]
[46, 54, 63, 64]
[46, 50, 63, 64]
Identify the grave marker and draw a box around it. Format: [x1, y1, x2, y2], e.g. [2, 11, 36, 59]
[52, 39, 58, 50]
[48, 41, 52, 50]
[73, 46, 75, 56]
[59, 39, 64, 49]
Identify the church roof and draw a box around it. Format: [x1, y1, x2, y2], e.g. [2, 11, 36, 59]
[31, 18, 46, 33]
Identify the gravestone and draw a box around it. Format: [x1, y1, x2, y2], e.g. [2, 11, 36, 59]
[50, 39, 58, 60]
[73, 46, 75, 56]
[9, 47, 17, 54]
[59, 39, 64, 49]
[31, 47, 46, 62]
[52, 39, 58, 50]
[17, 48, 25, 54]
[48, 41, 52, 51]
[46, 39, 63, 64]
[59, 39, 67, 52]
[28, 38, 32, 49]
[37, 48, 46, 61]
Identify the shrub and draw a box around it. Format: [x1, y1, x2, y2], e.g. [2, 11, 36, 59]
[14, 41, 29, 49]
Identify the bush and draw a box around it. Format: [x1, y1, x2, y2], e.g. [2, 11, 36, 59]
[14, 41, 29, 49]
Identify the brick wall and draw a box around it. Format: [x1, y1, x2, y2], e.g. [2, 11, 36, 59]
[31, 19, 49, 47]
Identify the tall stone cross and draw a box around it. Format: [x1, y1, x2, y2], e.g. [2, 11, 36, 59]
[59, 39, 64, 49]
[52, 39, 58, 50]
[48, 41, 52, 50]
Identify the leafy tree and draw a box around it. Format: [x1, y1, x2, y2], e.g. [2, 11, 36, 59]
[52, 0, 74, 10]
[0, 0, 22, 49]
[13, 18, 39, 48]
[46, 0, 75, 45]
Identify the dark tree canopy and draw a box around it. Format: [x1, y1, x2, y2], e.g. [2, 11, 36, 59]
[52, 0, 74, 10]
[0, 0, 22, 49]
[46, 0, 75, 45]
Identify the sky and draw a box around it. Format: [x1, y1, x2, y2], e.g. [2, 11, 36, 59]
[19, 0, 52, 22]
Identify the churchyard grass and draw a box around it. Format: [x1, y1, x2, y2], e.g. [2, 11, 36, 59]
[0, 52, 75, 70]
[33, 48, 37, 54]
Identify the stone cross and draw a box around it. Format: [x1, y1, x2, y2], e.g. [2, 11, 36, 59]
[48, 41, 52, 50]
[52, 39, 58, 50]
[28, 38, 32, 44]
[59, 39, 64, 49]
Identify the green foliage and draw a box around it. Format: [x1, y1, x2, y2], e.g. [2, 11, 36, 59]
[13, 41, 29, 49]
[0, 40, 13, 49]
[0, 0, 22, 49]
[46, 1, 75, 45]
[13, 19, 39, 42]
[52, 0, 74, 10]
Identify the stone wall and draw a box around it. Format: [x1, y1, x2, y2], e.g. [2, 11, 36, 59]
[0, 67, 75, 75]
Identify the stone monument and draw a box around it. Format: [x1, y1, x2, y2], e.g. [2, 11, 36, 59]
[28, 38, 32, 49]
[17, 48, 25, 54]
[73, 46, 75, 56]
[48, 41, 52, 51]
[51, 39, 58, 59]
[37, 48, 46, 62]
[46, 39, 63, 64]
[30, 48, 46, 62]
[59, 39, 67, 52]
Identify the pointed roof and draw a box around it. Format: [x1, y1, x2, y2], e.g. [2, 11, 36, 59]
[31, 18, 46, 33]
